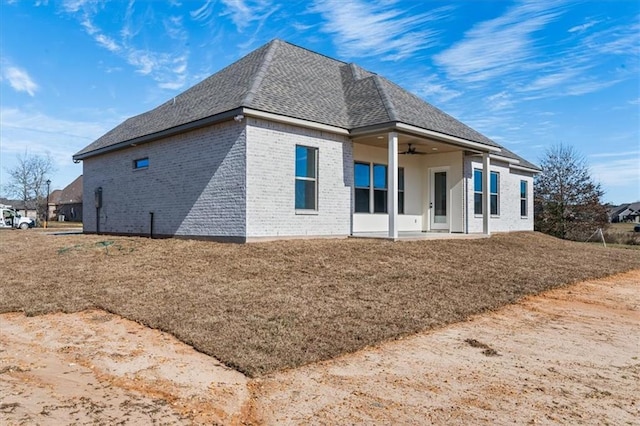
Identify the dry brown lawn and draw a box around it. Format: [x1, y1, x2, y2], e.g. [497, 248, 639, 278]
[1, 231, 639, 377]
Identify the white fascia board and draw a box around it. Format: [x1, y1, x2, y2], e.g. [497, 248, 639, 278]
[510, 164, 541, 174]
[243, 108, 350, 135]
[489, 154, 520, 164]
[395, 122, 501, 153]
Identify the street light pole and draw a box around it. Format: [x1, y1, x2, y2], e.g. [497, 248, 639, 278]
[45, 179, 51, 229]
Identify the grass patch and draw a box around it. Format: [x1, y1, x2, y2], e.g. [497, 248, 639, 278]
[1, 231, 639, 377]
[41, 221, 83, 229]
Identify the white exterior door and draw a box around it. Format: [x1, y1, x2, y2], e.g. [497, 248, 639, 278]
[430, 167, 449, 230]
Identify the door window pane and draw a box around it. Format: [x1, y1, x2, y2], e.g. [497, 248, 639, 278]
[434, 171, 447, 221]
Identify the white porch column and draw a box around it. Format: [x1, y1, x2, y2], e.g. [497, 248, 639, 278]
[482, 152, 491, 235]
[388, 132, 399, 239]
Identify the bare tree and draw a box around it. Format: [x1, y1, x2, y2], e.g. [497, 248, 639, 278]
[534, 144, 608, 240]
[5, 152, 56, 221]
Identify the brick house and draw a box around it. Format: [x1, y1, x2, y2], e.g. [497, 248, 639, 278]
[51, 175, 83, 222]
[73, 39, 540, 242]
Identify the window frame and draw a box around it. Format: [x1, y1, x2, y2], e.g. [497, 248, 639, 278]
[490, 171, 499, 216]
[473, 169, 499, 216]
[373, 163, 388, 214]
[398, 167, 405, 215]
[133, 157, 149, 170]
[294, 145, 318, 212]
[354, 162, 371, 213]
[473, 169, 482, 215]
[520, 180, 528, 217]
[353, 162, 404, 214]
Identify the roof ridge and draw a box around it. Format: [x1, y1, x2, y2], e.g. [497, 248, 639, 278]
[278, 39, 349, 65]
[372, 75, 398, 122]
[242, 39, 280, 107]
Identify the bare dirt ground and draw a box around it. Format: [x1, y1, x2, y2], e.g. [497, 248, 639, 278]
[2, 270, 639, 425]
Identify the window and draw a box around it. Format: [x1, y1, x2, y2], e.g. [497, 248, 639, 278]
[354, 162, 404, 214]
[474, 169, 499, 215]
[133, 157, 149, 169]
[520, 180, 528, 217]
[490, 171, 499, 216]
[354, 162, 370, 213]
[373, 164, 387, 213]
[474, 169, 482, 215]
[398, 167, 405, 214]
[295, 145, 318, 210]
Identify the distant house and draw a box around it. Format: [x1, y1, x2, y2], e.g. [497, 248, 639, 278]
[610, 203, 640, 223]
[52, 176, 83, 222]
[48, 190, 62, 220]
[73, 39, 540, 242]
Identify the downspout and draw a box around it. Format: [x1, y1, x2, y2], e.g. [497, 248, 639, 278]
[149, 212, 154, 239]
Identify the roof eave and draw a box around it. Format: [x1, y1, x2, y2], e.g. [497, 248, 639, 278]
[350, 122, 501, 153]
[509, 164, 542, 173]
[73, 107, 245, 161]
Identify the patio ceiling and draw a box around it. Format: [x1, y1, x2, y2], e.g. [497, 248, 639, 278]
[351, 132, 462, 155]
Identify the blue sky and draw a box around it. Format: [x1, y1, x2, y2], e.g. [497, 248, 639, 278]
[1, 0, 638, 204]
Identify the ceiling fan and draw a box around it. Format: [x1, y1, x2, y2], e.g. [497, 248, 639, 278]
[399, 143, 425, 155]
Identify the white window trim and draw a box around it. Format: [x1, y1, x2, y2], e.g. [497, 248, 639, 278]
[490, 171, 500, 217]
[473, 169, 500, 217]
[295, 145, 318, 212]
[520, 180, 528, 218]
[354, 161, 404, 215]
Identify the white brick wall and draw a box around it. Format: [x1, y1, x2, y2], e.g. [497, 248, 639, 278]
[464, 156, 535, 233]
[82, 120, 247, 240]
[245, 118, 352, 238]
[81, 115, 534, 240]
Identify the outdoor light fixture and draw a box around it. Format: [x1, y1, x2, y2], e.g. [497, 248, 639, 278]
[45, 179, 51, 229]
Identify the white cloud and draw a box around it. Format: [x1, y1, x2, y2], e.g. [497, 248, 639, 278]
[486, 91, 514, 110]
[62, 0, 89, 13]
[0, 107, 120, 195]
[434, 0, 565, 82]
[524, 67, 584, 92]
[190, 0, 215, 21]
[591, 157, 640, 189]
[164, 15, 187, 41]
[414, 76, 462, 104]
[95, 34, 120, 52]
[311, 0, 449, 61]
[589, 150, 640, 159]
[220, 0, 275, 31]
[568, 20, 599, 33]
[564, 78, 622, 96]
[584, 22, 640, 55]
[60, 2, 190, 91]
[1, 65, 39, 96]
[291, 22, 314, 32]
[0, 107, 113, 184]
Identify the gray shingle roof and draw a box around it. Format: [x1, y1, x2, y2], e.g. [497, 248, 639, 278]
[75, 39, 539, 170]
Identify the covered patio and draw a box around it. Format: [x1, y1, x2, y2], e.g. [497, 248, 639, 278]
[351, 126, 497, 239]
